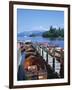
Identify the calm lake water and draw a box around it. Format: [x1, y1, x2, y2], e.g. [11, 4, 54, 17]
[17, 36, 64, 48]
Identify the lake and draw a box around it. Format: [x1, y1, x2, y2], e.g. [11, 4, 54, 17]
[17, 36, 64, 48]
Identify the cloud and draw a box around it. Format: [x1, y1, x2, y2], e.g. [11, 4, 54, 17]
[52, 25, 59, 29]
[31, 26, 49, 31]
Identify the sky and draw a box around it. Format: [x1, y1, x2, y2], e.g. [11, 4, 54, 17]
[17, 9, 64, 33]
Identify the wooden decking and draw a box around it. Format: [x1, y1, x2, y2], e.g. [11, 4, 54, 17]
[17, 41, 64, 80]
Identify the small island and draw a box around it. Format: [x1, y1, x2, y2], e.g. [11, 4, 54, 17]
[42, 26, 64, 38]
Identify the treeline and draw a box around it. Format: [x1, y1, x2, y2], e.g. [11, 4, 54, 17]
[42, 26, 64, 38]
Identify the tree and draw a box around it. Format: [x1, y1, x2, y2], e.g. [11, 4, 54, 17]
[42, 26, 64, 38]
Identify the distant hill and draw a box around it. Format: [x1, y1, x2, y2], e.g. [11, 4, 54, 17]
[17, 30, 45, 37]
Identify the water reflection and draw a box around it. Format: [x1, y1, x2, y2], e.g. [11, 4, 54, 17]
[17, 36, 64, 48]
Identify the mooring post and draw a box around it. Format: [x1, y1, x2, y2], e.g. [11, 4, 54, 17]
[53, 57, 55, 72]
[46, 52, 48, 64]
[60, 49, 64, 78]
[40, 47, 42, 56]
[53, 48, 55, 72]
[38, 46, 40, 54]
[42, 48, 43, 58]
[40, 47, 42, 55]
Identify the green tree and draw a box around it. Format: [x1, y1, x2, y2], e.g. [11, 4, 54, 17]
[42, 26, 64, 38]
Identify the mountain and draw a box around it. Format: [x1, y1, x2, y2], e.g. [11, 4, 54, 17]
[17, 30, 45, 37]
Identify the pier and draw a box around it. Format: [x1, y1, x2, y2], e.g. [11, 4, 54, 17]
[17, 41, 64, 80]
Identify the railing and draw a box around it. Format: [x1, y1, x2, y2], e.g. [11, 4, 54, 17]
[33, 43, 64, 78]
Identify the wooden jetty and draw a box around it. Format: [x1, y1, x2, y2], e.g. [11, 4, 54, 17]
[17, 41, 64, 80]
